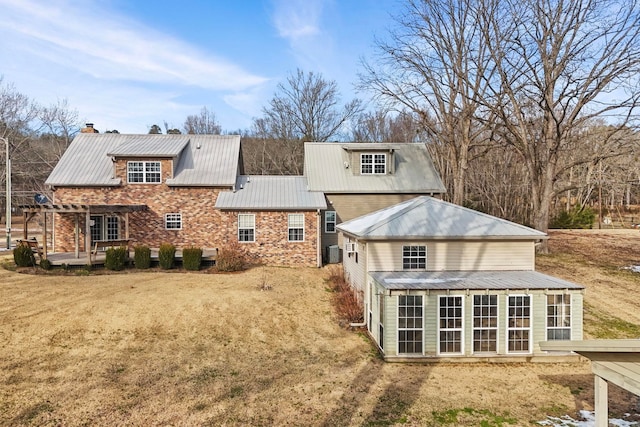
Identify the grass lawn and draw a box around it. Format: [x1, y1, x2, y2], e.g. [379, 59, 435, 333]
[0, 229, 639, 426]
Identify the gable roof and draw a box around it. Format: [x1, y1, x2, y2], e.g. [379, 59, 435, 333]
[303, 142, 446, 193]
[337, 196, 547, 240]
[46, 133, 241, 187]
[215, 176, 327, 210]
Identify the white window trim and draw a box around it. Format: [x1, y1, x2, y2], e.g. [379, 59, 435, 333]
[287, 213, 305, 242]
[472, 294, 498, 354]
[437, 295, 465, 356]
[402, 245, 427, 270]
[127, 161, 162, 184]
[360, 153, 387, 175]
[238, 213, 256, 243]
[397, 294, 424, 355]
[324, 211, 336, 233]
[506, 294, 532, 354]
[546, 294, 572, 341]
[164, 213, 182, 230]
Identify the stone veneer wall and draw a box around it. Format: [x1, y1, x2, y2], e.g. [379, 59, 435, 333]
[52, 186, 319, 267]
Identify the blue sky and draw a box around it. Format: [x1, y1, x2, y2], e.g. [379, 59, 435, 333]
[0, 0, 399, 134]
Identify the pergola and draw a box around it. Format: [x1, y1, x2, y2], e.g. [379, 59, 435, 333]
[20, 203, 147, 264]
[540, 339, 640, 427]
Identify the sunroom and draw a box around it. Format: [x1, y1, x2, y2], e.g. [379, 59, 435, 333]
[366, 270, 585, 362]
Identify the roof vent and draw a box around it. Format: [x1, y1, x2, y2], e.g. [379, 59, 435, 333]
[196, 142, 201, 149]
[344, 161, 349, 169]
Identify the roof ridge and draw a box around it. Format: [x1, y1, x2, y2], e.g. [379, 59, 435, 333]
[356, 196, 430, 236]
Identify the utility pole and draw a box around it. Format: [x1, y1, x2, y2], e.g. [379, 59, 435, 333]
[1, 137, 10, 249]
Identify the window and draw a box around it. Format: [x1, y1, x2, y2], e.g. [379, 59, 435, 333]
[361, 153, 386, 174]
[439, 296, 463, 354]
[508, 295, 531, 353]
[106, 216, 119, 240]
[238, 214, 255, 242]
[547, 294, 571, 340]
[127, 161, 161, 183]
[165, 213, 182, 230]
[325, 211, 336, 233]
[473, 295, 498, 353]
[403, 245, 426, 270]
[288, 213, 304, 241]
[398, 295, 422, 354]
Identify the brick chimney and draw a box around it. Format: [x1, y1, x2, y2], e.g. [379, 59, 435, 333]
[81, 123, 99, 133]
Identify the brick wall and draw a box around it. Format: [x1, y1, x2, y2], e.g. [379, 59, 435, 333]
[51, 163, 320, 267]
[220, 210, 319, 267]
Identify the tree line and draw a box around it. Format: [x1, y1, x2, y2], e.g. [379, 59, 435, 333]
[2, 0, 640, 243]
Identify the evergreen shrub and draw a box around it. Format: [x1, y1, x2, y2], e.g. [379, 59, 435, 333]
[13, 245, 35, 267]
[134, 245, 151, 269]
[105, 247, 128, 271]
[182, 246, 203, 271]
[158, 243, 176, 270]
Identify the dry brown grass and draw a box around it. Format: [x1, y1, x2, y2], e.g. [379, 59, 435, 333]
[0, 230, 639, 426]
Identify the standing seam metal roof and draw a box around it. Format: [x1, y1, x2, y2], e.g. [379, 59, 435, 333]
[303, 142, 446, 193]
[46, 133, 241, 187]
[215, 176, 327, 210]
[370, 270, 584, 290]
[337, 196, 547, 239]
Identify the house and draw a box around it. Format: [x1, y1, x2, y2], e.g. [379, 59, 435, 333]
[337, 196, 584, 361]
[37, 132, 325, 267]
[27, 133, 446, 267]
[304, 142, 446, 260]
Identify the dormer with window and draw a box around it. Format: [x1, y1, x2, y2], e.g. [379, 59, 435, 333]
[341, 145, 396, 176]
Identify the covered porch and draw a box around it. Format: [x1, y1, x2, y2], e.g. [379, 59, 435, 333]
[20, 203, 147, 265]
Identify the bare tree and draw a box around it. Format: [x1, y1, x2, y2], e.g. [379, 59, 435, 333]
[351, 110, 423, 143]
[261, 69, 363, 142]
[359, 0, 494, 205]
[183, 107, 221, 135]
[480, 0, 640, 243]
[249, 69, 363, 174]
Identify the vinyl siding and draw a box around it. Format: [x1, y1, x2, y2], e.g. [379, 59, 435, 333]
[367, 240, 535, 272]
[343, 238, 368, 295]
[322, 194, 427, 249]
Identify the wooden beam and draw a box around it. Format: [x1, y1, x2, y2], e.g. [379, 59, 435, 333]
[74, 214, 79, 259]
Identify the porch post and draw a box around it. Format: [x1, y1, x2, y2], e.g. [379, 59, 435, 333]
[125, 212, 129, 240]
[74, 214, 80, 259]
[594, 375, 608, 427]
[23, 211, 27, 240]
[85, 211, 91, 265]
[42, 212, 47, 259]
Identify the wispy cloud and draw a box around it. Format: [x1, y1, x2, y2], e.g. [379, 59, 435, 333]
[271, 0, 324, 42]
[0, 0, 268, 91]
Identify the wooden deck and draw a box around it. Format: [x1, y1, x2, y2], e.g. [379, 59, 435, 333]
[45, 248, 218, 267]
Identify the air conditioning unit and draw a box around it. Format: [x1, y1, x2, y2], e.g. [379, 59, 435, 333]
[344, 242, 357, 253]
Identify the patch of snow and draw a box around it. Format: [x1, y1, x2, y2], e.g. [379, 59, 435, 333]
[538, 410, 638, 427]
[622, 265, 640, 273]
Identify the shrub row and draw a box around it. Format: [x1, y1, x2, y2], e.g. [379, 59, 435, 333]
[13, 243, 246, 273]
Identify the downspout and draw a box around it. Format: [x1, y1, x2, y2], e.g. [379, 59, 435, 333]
[316, 209, 322, 267]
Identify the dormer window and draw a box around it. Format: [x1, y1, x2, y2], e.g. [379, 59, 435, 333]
[361, 153, 386, 175]
[128, 161, 161, 183]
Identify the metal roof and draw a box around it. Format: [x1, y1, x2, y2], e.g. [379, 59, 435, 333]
[46, 133, 241, 187]
[107, 135, 190, 157]
[303, 142, 446, 193]
[337, 196, 547, 240]
[370, 270, 584, 291]
[215, 176, 327, 210]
